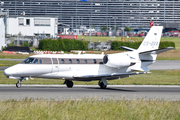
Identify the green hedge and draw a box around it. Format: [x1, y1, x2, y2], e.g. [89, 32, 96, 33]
[111, 41, 175, 50]
[39, 39, 89, 52]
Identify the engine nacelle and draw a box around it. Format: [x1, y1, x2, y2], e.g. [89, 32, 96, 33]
[103, 54, 133, 68]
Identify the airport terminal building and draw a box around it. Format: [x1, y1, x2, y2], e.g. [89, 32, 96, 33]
[1, 0, 180, 31]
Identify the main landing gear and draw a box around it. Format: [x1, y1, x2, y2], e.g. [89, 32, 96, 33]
[64, 80, 73, 88]
[98, 78, 108, 89]
[64, 79, 108, 89]
[16, 77, 25, 88]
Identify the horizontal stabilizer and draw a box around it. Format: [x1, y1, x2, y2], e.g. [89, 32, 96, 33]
[139, 47, 174, 55]
[121, 46, 136, 51]
[73, 72, 150, 79]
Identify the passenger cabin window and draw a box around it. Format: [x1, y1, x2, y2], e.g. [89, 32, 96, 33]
[77, 59, 80, 64]
[69, 59, 72, 64]
[84, 59, 87, 64]
[93, 59, 96, 64]
[39, 59, 42, 64]
[61, 59, 64, 64]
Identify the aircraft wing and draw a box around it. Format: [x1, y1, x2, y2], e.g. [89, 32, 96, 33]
[73, 72, 149, 79]
[139, 47, 174, 55]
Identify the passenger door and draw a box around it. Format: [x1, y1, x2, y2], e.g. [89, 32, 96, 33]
[51, 58, 59, 74]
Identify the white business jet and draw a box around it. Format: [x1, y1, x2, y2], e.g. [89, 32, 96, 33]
[4, 26, 174, 89]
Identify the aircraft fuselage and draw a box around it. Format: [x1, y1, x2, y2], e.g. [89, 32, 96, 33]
[4, 53, 132, 81]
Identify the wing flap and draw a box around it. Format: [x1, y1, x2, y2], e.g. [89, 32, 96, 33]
[73, 72, 150, 79]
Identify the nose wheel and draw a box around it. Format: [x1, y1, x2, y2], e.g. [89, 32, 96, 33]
[16, 82, 21, 88]
[16, 78, 25, 88]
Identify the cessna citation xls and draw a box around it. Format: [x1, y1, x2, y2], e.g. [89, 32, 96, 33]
[4, 26, 174, 89]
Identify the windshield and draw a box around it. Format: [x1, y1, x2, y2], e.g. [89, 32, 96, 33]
[21, 57, 35, 64]
[33, 59, 38, 64]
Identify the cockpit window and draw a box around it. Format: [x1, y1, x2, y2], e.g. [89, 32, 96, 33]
[21, 57, 35, 64]
[33, 59, 38, 64]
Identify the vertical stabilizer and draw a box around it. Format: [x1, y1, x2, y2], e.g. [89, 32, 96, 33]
[137, 26, 163, 52]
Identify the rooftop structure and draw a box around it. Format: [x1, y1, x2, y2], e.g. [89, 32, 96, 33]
[1, 0, 180, 31]
[6, 17, 58, 37]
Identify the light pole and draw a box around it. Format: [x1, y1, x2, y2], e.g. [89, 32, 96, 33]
[89, 16, 92, 43]
[164, 0, 166, 22]
[71, 17, 73, 34]
[113, 17, 118, 30]
[121, 27, 124, 38]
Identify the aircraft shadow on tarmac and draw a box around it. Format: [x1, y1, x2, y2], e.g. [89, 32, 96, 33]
[7, 86, 135, 92]
[85, 87, 135, 92]
[84, 87, 180, 92]
[30, 86, 135, 92]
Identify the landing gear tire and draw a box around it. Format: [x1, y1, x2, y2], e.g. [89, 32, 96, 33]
[16, 82, 21, 88]
[66, 80, 73, 88]
[98, 81, 107, 89]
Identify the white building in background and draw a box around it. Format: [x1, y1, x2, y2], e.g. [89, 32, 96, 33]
[0, 18, 6, 51]
[7, 17, 58, 37]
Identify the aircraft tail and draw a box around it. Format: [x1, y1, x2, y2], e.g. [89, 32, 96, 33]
[137, 26, 164, 62]
[130, 26, 174, 71]
[137, 26, 163, 52]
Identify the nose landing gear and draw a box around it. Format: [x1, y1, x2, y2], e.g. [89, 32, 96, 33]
[16, 81, 21, 88]
[16, 78, 25, 88]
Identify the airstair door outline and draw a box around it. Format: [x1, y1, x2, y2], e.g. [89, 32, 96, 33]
[51, 58, 59, 74]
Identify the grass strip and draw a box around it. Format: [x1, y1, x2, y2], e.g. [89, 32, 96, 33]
[1, 70, 180, 85]
[0, 60, 21, 66]
[0, 53, 31, 59]
[156, 50, 180, 60]
[0, 98, 180, 120]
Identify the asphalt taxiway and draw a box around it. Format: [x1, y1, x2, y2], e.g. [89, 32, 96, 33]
[0, 85, 180, 100]
[148, 60, 180, 70]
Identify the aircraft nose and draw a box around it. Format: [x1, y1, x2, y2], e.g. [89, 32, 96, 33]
[4, 68, 14, 77]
